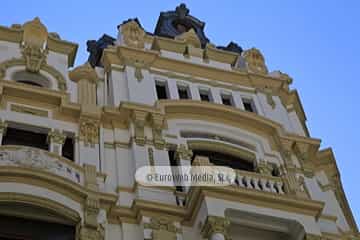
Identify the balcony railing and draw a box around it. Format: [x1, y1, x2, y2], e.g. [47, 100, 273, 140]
[0, 145, 83, 184]
[233, 169, 285, 195]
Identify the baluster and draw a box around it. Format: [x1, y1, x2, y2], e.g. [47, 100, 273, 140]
[252, 177, 261, 190]
[237, 174, 245, 187]
[244, 176, 253, 189]
[275, 181, 285, 194]
[260, 178, 271, 192]
[268, 179, 277, 193]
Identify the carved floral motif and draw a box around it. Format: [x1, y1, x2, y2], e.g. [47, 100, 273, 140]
[80, 118, 100, 146]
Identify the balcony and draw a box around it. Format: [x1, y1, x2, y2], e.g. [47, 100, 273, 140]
[0, 145, 83, 185]
[233, 169, 285, 195]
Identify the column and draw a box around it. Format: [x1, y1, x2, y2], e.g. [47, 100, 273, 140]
[0, 121, 7, 144]
[69, 63, 101, 169]
[201, 216, 230, 240]
[47, 129, 66, 156]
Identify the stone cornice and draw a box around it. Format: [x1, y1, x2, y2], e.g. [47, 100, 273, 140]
[110, 185, 325, 227]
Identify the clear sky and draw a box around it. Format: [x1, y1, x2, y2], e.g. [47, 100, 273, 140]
[1, 0, 360, 225]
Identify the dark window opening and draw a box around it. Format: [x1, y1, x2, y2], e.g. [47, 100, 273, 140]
[199, 90, 211, 102]
[271, 165, 280, 177]
[155, 82, 168, 100]
[2, 127, 48, 150]
[16, 80, 43, 87]
[178, 86, 190, 99]
[12, 70, 49, 88]
[192, 150, 254, 172]
[0, 215, 75, 240]
[62, 137, 74, 161]
[243, 99, 256, 113]
[168, 150, 184, 192]
[221, 95, 233, 106]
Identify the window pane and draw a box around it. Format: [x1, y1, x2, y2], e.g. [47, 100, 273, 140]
[2, 127, 48, 150]
[178, 86, 189, 99]
[221, 95, 233, 106]
[155, 82, 168, 100]
[62, 137, 74, 161]
[199, 90, 210, 102]
[242, 99, 256, 113]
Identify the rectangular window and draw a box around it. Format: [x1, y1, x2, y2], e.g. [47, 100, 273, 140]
[177, 85, 190, 99]
[2, 127, 49, 150]
[168, 150, 184, 192]
[62, 136, 74, 161]
[221, 94, 233, 106]
[242, 98, 257, 113]
[199, 89, 211, 102]
[155, 81, 169, 100]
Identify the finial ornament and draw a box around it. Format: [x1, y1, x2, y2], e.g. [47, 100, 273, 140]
[243, 48, 268, 74]
[176, 3, 189, 18]
[120, 20, 145, 49]
[21, 17, 49, 72]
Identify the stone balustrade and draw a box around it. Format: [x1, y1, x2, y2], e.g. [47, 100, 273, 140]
[234, 169, 285, 194]
[0, 145, 84, 184]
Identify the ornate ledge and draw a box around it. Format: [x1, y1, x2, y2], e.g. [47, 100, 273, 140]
[0, 145, 83, 184]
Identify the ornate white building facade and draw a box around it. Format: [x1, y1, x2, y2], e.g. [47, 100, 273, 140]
[0, 4, 358, 240]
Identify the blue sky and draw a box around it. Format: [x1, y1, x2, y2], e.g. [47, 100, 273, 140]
[2, 0, 360, 225]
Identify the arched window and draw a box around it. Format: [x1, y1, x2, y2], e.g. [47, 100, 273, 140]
[12, 70, 50, 88]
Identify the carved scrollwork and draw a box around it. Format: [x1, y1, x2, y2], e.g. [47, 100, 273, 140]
[120, 20, 145, 49]
[243, 48, 268, 74]
[21, 17, 49, 73]
[79, 117, 100, 146]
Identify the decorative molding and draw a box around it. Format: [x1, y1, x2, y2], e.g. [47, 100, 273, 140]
[0, 58, 67, 91]
[47, 129, 66, 145]
[243, 48, 268, 74]
[148, 147, 155, 166]
[0, 145, 82, 183]
[69, 62, 98, 84]
[150, 113, 165, 149]
[79, 117, 100, 146]
[175, 144, 193, 161]
[21, 17, 48, 73]
[120, 20, 145, 49]
[131, 110, 148, 146]
[144, 217, 181, 240]
[10, 104, 49, 117]
[201, 215, 230, 240]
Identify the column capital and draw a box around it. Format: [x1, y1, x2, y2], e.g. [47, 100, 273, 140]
[201, 216, 230, 239]
[175, 144, 193, 161]
[47, 129, 66, 145]
[143, 216, 181, 240]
